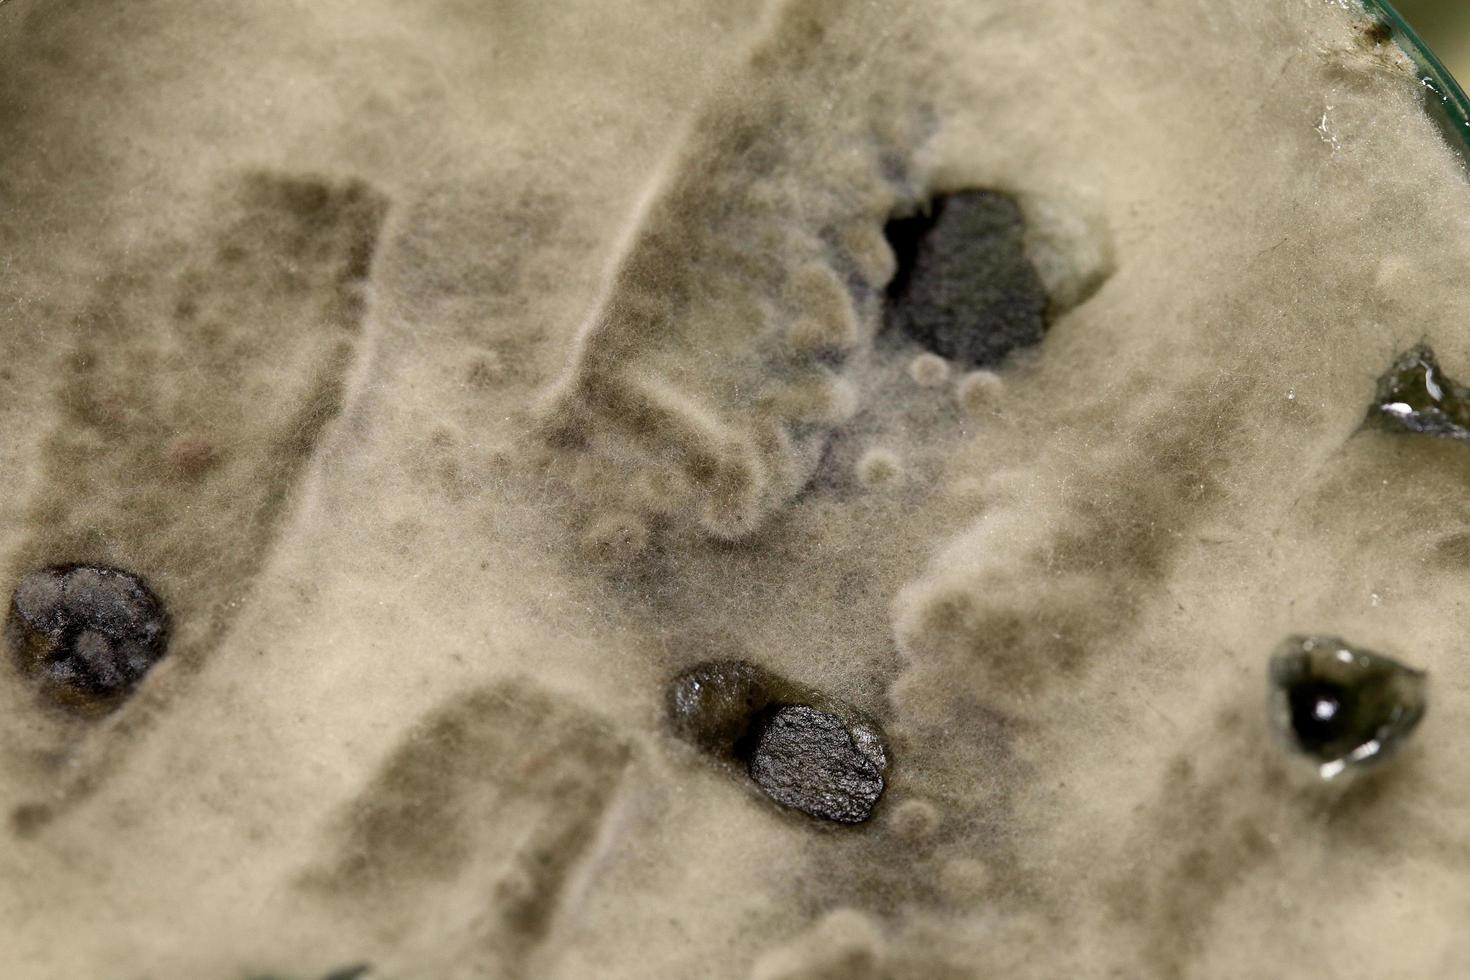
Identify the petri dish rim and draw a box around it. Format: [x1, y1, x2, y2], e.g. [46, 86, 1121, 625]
[1363, 0, 1470, 159]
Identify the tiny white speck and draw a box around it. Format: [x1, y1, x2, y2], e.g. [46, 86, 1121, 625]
[1315, 105, 1340, 151]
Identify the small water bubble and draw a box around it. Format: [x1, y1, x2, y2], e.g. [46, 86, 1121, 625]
[1268, 635, 1426, 780]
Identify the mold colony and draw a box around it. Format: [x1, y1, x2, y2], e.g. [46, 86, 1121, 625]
[6, 182, 1435, 811]
[3, 0, 1470, 976]
[7, 565, 168, 715]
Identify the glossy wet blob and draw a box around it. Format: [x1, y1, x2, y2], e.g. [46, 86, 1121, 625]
[1268, 635, 1427, 780]
[1366, 343, 1470, 439]
[6, 564, 169, 715]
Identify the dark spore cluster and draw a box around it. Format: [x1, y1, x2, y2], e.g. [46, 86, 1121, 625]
[7, 564, 170, 715]
[667, 659, 888, 824]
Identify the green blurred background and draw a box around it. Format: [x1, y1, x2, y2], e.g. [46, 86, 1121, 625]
[1396, 0, 1470, 83]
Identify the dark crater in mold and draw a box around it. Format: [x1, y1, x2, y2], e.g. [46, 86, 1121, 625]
[883, 189, 1049, 368]
[1268, 635, 1426, 779]
[7, 564, 169, 715]
[1366, 343, 1470, 440]
[667, 659, 888, 824]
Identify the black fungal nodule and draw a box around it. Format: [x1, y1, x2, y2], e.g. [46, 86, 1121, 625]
[1366, 343, 1470, 440]
[6, 564, 170, 714]
[1268, 635, 1426, 780]
[746, 705, 886, 825]
[667, 659, 889, 824]
[883, 189, 1050, 368]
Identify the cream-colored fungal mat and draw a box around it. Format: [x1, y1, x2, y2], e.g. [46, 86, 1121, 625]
[2, 0, 1469, 976]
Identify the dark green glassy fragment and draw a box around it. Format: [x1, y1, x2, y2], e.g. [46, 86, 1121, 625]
[1366, 344, 1470, 439]
[1268, 635, 1426, 780]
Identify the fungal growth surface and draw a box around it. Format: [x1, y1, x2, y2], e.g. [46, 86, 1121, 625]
[1268, 635, 1427, 780]
[7, 565, 169, 715]
[0, 169, 389, 824]
[6, 0, 1470, 977]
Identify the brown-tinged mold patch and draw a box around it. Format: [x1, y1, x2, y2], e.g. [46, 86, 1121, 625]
[1431, 528, 1470, 567]
[1358, 15, 1394, 49]
[16, 169, 386, 633]
[299, 679, 631, 978]
[895, 373, 1250, 709]
[1101, 707, 1287, 980]
[318, 969, 372, 980]
[537, 0, 933, 542]
[4, 170, 387, 821]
